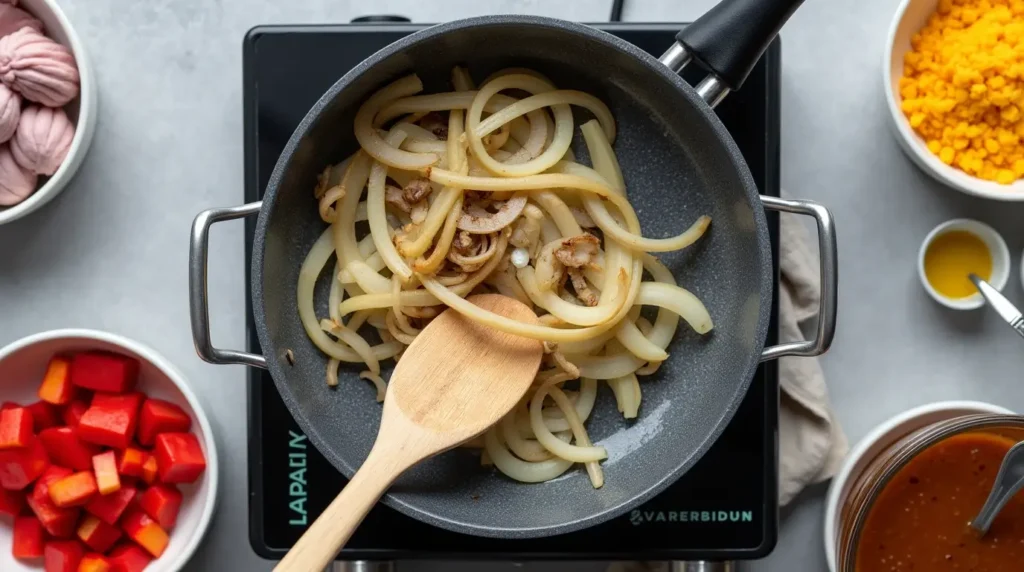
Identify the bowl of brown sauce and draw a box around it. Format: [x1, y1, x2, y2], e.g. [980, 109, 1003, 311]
[836, 414, 1024, 571]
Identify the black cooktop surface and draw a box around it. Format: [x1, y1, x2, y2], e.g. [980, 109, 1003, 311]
[243, 22, 781, 561]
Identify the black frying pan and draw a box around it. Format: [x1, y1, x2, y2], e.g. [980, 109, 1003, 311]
[188, 0, 837, 539]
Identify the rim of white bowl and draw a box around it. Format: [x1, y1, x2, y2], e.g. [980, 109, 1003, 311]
[0, 0, 99, 225]
[823, 400, 1014, 572]
[916, 218, 1009, 310]
[1020, 248, 1024, 294]
[0, 328, 218, 572]
[883, 0, 1024, 200]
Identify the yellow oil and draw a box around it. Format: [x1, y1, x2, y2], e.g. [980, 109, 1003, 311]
[924, 230, 992, 299]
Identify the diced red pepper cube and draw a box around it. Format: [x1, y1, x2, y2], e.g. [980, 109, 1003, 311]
[12, 515, 44, 559]
[35, 466, 72, 487]
[106, 543, 151, 572]
[49, 471, 98, 507]
[0, 436, 50, 490]
[26, 401, 60, 432]
[138, 484, 182, 529]
[76, 514, 122, 553]
[91, 451, 120, 495]
[0, 487, 23, 515]
[0, 407, 34, 449]
[136, 399, 191, 446]
[84, 485, 135, 525]
[119, 509, 168, 557]
[38, 357, 75, 405]
[70, 352, 139, 394]
[89, 392, 144, 411]
[78, 393, 143, 450]
[139, 456, 157, 485]
[61, 400, 89, 428]
[39, 427, 98, 471]
[153, 432, 206, 484]
[44, 540, 84, 572]
[0, 401, 17, 410]
[78, 553, 112, 572]
[116, 448, 147, 477]
[27, 466, 78, 538]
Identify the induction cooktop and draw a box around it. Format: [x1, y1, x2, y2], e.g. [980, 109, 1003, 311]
[242, 19, 781, 562]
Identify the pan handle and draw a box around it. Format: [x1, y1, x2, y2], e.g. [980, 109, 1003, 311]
[759, 196, 837, 362]
[188, 202, 268, 369]
[659, 0, 806, 107]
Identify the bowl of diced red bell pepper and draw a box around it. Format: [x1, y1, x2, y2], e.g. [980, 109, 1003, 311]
[0, 329, 218, 572]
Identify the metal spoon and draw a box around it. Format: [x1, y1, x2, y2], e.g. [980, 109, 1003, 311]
[969, 273, 1024, 340]
[970, 440, 1024, 536]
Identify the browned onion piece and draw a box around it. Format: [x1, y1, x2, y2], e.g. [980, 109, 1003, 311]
[457, 194, 527, 234]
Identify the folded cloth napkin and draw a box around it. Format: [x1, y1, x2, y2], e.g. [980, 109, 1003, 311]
[776, 208, 848, 506]
[606, 208, 848, 572]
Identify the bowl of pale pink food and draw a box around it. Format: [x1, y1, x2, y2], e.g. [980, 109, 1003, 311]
[0, 0, 97, 226]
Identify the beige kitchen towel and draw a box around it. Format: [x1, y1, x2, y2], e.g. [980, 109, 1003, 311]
[606, 211, 847, 572]
[776, 209, 848, 506]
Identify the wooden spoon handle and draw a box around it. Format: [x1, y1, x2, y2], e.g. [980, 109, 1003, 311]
[273, 446, 404, 571]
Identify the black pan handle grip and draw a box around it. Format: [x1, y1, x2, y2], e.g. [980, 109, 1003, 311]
[676, 0, 806, 91]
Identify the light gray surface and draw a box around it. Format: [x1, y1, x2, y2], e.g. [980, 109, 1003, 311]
[2, 0, 1023, 571]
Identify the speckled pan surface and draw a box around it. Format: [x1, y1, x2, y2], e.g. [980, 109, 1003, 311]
[251, 15, 773, 538]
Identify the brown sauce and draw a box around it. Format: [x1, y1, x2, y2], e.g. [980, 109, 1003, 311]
[856, 432, 1024, 571]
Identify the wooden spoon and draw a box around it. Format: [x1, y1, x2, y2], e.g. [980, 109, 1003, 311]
[274, 294, 543, 571]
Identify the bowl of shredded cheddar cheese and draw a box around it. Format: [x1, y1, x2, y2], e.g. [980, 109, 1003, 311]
[886, 0, 1024, 199]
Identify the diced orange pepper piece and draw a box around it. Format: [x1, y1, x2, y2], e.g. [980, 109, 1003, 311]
[38, 357, 74, 405]
[116, 448, 147, 478]
[0, 407, 34, 449]
[91, 451, 120, 495]
[140, 456, 157, 485]
[78, 553, 112, 572]
[48, 471, 98, 508]
[120, 510, 168, 557]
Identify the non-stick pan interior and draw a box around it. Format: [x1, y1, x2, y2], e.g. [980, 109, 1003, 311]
[254, 15, 773, 537]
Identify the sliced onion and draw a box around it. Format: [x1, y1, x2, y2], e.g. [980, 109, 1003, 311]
[448, 233, 497, 271]
[457, 194, 527, 234]
[320, 318, 381, 376]
[637, 282, 713, 334]
[484, 425, 573, 483]
[608, 374, 641, 419]
[297, 228, 403, 363]
[354, 75, 438, 169]
[530, 385, 607, 463]
[501, 410, 554, 462]
[358, 371, 388, 402]
[577, 122, 712, 252]
[475, 89, 616, 143]
[374, 92, 519, 127]
[466, 74, 574, 178]
[344, 260, 390, 294]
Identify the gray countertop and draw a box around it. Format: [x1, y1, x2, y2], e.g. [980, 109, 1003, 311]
[3, 0, 1024, 571]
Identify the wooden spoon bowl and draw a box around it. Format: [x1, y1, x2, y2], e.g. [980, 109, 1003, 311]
[275, 294, 543, 571]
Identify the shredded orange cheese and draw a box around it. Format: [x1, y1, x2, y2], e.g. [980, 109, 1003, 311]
[900, 0, 1024, 185]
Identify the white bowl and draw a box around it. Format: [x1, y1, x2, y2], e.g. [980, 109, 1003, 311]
[884, 0, 1024, 200]
[917, 218, 1009, 310]
[0, 329, 217, 572]
[823, 400, 1014, 572]
[0, 0, 98, 225]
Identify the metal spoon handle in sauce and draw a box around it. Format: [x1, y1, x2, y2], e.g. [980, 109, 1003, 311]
[971, 440, 1024, 536]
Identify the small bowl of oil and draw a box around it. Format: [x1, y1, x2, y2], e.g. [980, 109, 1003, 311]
[918, 219, 1010, 310]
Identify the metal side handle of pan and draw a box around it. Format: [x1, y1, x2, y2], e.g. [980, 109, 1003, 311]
[660, 0, 807, 107]
[759, 195, 838, 361]
[188, 202, 268, 369]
